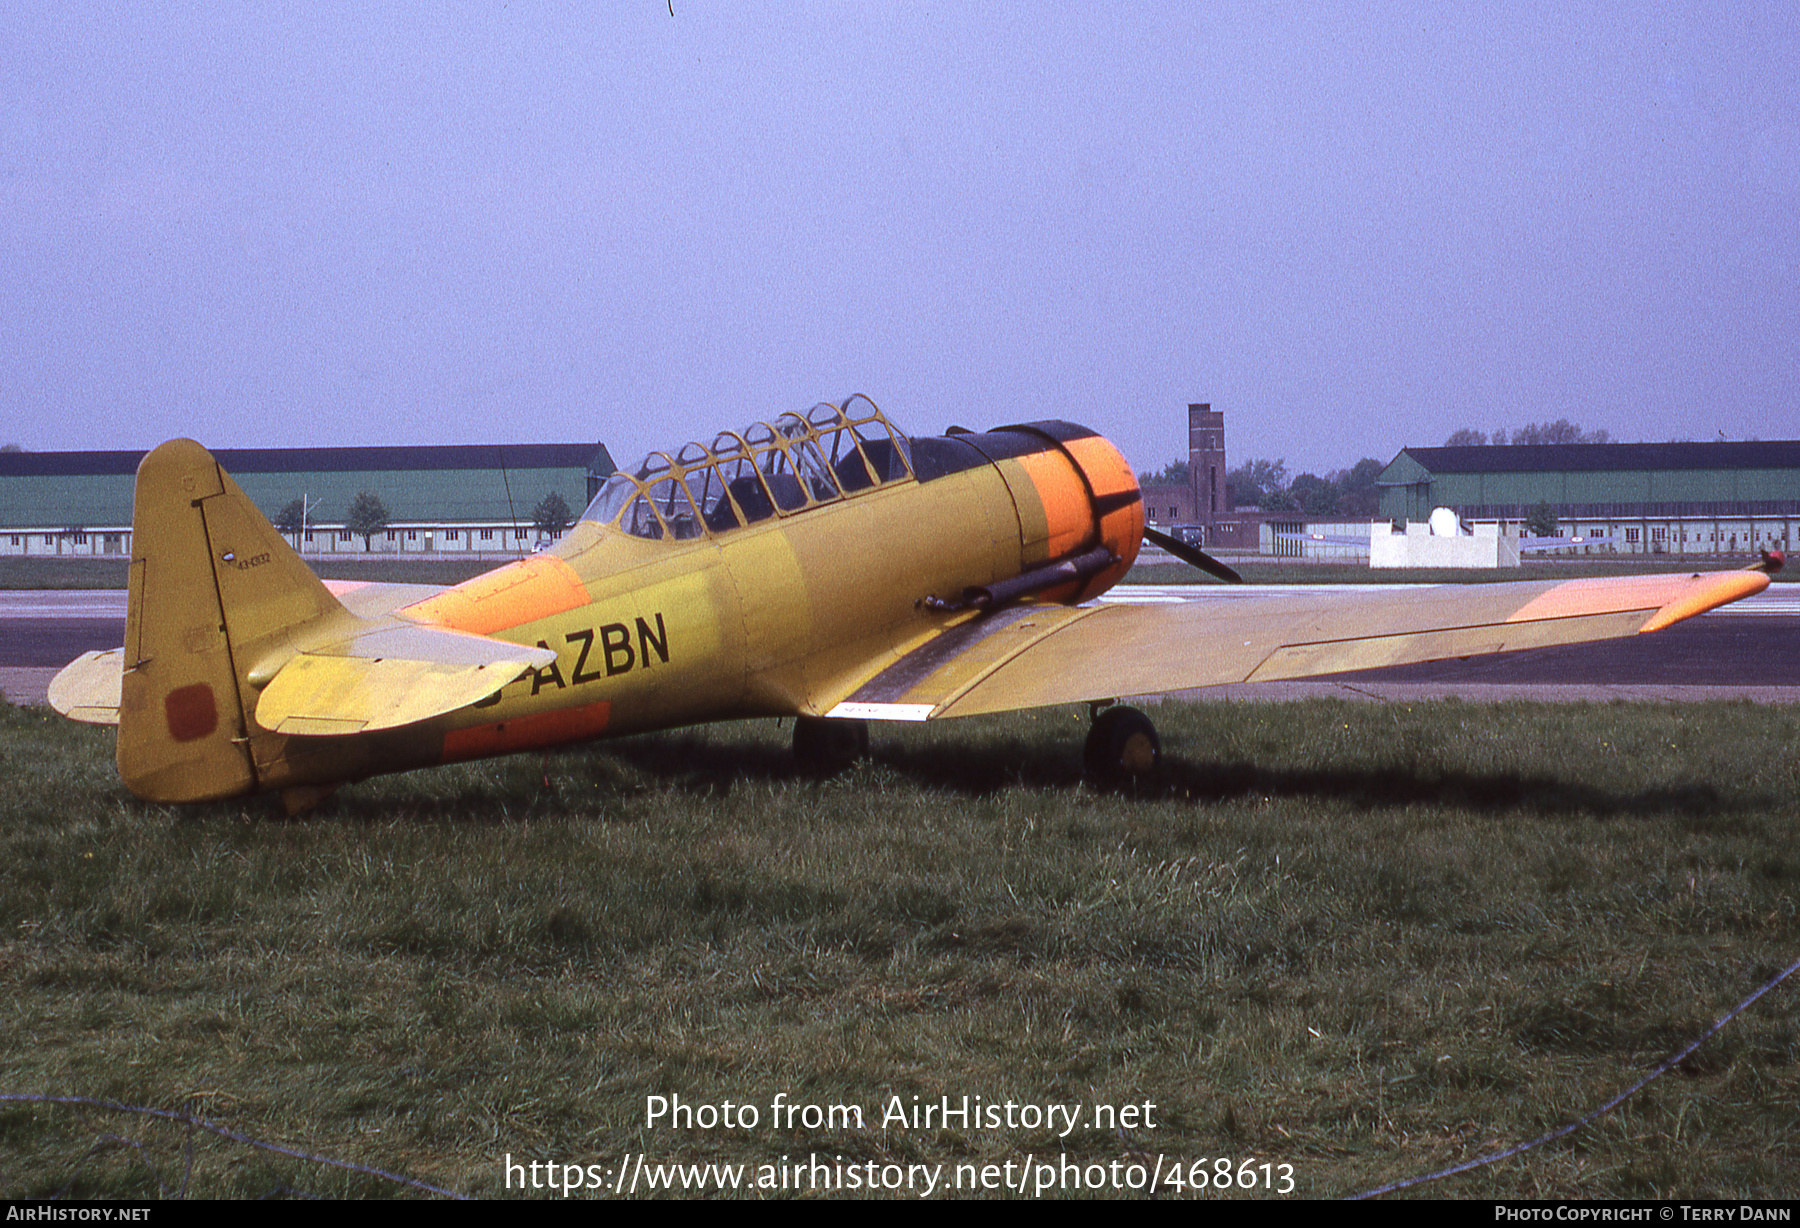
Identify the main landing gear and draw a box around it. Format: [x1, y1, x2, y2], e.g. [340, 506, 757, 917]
[1083, 703, 1160, 788]
[792, 715, 869, 776]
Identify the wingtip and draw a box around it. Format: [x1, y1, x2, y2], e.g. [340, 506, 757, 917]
[1638, 569, 1769, 633]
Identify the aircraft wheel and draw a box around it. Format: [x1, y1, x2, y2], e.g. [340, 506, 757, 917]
[793, 716, 869, 776]
[1083, 705, 1160, 787]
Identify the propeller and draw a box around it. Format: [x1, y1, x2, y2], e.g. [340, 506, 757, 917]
[1143, 527, 1243, 584]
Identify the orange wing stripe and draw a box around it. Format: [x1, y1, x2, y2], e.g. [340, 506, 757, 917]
[1637, 571, 1770, 633]
[1505, 570, 1769, 631]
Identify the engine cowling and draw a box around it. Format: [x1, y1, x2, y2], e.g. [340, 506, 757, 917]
[961, 420, 1145, 604]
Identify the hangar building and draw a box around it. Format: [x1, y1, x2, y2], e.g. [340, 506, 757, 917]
[0, 443, 614, 558]
[1376, 440, 1799, 557]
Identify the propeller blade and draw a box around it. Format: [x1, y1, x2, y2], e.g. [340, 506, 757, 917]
[1144, 527, 1243, 584]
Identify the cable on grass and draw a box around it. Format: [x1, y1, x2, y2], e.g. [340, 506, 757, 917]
[1350, 951, 1800, 1199]
[0, 1093, 469, 1200]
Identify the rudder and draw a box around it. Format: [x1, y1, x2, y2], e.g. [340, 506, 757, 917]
[118, 440, 343, 802]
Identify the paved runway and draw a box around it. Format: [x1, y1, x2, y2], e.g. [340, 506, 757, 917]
[4, 585, 1796, 705]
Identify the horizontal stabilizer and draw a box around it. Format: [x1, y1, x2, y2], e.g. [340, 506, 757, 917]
[42, 602, 550, 739]
[254, 625, 555, 736]
[47, 649, 124, 725]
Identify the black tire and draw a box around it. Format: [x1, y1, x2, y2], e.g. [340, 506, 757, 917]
[1083, 706, 1160, 787]
[792, 716, 869, 776]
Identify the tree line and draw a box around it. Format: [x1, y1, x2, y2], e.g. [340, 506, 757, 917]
[1137, 457, 1384, 518]
[1442, 419, 1611, 446]
[270, 491, 575, 550]
[1136, 419, 1617, 519]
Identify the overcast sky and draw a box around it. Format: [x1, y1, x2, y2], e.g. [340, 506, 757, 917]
[4, 3, 1795, 478]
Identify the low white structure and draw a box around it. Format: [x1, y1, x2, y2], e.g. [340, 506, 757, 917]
[1261, 520, 1375, 559]
[1370, 509, 1522, 569]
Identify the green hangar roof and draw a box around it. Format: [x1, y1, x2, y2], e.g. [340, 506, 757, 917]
[1377, 440, 1800, 521]
[0, 443, 616, 529]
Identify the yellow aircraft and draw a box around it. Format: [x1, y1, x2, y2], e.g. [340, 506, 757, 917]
[48, 395, 1776, 811]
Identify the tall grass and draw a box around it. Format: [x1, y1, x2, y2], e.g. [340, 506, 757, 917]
[0, 698, 1795, 1197]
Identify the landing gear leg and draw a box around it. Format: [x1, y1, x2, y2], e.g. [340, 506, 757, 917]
[1083, 704, 1160, 788]
[792, 716, 869, 776]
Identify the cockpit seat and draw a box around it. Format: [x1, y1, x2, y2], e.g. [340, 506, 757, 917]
[728, 476, 776, 523]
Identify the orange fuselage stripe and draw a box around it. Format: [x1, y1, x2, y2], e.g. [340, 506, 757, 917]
[1013, 449, 1091, 561]
[400, 554, 591, 636]
[1061, 435, 1136, 499]
[441, 700, 613, 762]
[1058, 434, 1143, 595]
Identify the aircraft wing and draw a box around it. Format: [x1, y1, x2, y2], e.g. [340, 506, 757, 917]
[826, 569, 1768, 720]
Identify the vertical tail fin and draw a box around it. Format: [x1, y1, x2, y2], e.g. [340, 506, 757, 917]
[118, 439, 344, 802]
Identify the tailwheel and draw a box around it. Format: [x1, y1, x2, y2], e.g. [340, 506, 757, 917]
[792, 716, 869, 776]
[1083, 705, 1161, 788]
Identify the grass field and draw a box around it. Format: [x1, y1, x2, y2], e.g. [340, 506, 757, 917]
[1, 697, 1796, 1199]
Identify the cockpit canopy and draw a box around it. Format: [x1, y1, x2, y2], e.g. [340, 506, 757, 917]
[582, 395, 915, 541]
